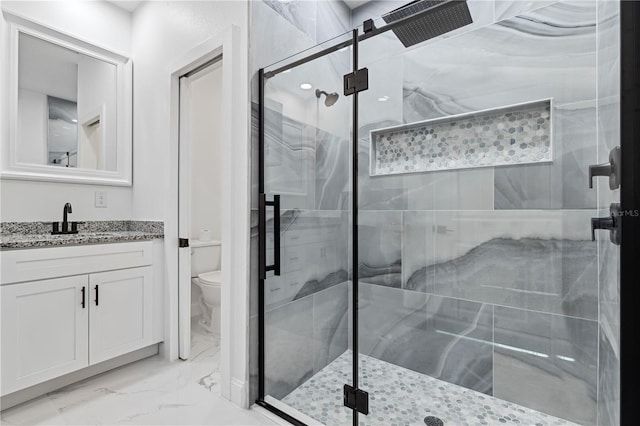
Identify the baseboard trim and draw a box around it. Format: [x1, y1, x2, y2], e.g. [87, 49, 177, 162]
[1, 344, 159, 411]
[230, 377, 247, 408]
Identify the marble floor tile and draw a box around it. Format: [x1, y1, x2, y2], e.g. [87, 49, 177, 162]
[0, 321, 274, 426]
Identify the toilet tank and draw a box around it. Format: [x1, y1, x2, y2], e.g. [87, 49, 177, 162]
[190, 240, 221, 277]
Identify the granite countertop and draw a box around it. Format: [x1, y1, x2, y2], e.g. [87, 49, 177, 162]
[0, 221, 164, 250]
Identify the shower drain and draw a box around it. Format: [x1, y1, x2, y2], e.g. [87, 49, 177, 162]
[424, 416, 444, 426]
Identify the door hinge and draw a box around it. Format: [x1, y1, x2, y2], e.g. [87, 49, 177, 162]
[179, 238, 189, 248]
[343, 384, 369, 415]
[344, 68, 369, 96]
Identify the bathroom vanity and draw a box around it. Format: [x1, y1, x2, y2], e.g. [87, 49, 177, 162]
[0, 222, 164, 409]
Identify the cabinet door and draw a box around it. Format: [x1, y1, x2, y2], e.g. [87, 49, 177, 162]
[1, 276, 89, 395]
[89, 267, 153, 364]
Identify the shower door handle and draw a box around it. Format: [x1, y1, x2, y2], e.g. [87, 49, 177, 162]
[259, 193, 281, 279]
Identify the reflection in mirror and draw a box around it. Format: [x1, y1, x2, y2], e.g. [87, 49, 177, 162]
[17, 32, 117, 171]
[47, 96, 77, 167]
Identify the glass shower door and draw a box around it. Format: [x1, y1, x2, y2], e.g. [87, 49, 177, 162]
[354, 1, 617, 425]
[259, 33, 356, 423]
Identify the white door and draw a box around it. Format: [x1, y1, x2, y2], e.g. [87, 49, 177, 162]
[89, 267, 153, 364]
[1, 276, 89, 395]
[178, 75, 193, 360]
[178, 58, 223, 360]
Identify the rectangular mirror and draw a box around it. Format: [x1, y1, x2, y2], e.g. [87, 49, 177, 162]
[2, 14, 132, 186]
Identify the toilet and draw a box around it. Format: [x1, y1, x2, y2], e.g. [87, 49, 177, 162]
[190, 239, 222, 336]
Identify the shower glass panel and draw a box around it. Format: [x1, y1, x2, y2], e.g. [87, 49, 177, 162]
[260, 32, 355, 423]
[354, 1, 617, 425]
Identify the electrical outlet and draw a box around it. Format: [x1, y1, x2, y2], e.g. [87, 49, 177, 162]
[95, 191, 107, 208]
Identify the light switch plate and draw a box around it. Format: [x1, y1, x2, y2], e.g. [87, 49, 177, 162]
[95, 191, 107, 208]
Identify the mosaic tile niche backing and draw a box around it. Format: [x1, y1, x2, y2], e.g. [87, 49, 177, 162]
[370, 99, 552, 176]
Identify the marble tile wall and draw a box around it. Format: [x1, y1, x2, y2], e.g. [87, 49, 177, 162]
[351, 2, 610, 425]
[596, 1, 621, 425]
[493, 307, 598, 425]
[249, 0, 353, 405]
[251, 1, 620, 425]
[264, 282, 349, 400]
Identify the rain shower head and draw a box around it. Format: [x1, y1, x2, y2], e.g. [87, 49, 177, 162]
[382, 0, 473, 48]
[315, 89, 339, 107]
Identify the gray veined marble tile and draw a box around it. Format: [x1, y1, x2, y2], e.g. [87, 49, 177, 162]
[264, 296, 314, 400]
[358, 284, 428, 358]
[401, 1, 596, 118]
[262, 0, 317, 42]
[263, 107, 317, 211]
[597, 99, 620, 208]
[597, 0, 620, 101]
[358, 211, 402, 288]
[494, 0, 557, 22]
[421, 210, 598, 320]
[402, 211, 436, 292]
[250, 1, 316, 74]
[494, 101, 597, 210]
[315, 130, 349, 210]
[598, 321, 620, 426]
[423, 295, 493, 394]
[358, 284, 493, 395]
[315, 0, 351, 45]
[598, 205, 619, 328]
[493, 306, 598, 425]
[312, 282, 349, 374]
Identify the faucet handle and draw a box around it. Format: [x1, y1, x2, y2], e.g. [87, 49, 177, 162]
[52, 222, 59, 234]
[588, 146, 621, 190]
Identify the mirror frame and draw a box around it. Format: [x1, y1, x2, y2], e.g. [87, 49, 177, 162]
[1, 13, 132, 186]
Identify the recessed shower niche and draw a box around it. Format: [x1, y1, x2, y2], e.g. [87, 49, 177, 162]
[370, 99, 552, 176]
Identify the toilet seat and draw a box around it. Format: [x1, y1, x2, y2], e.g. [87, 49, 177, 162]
[198, 270, 221, 286]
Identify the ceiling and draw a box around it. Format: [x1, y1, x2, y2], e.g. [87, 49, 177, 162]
[343, 0, 373, 10]
[106, 1, 143, 13]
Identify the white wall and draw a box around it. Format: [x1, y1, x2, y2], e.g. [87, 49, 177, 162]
[130, 1, 248, 222]
[0, 0, 133, 221]
[17, 88, 46, 164]
[130, 0, 249, 404]
[189, 64, 222, 243]
[77, 55, 117, 170]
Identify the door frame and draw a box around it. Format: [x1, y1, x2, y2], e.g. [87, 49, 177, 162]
[177, 57, 223, 361]
[619, 1, 640, 424]
[167, 24, 250, 407]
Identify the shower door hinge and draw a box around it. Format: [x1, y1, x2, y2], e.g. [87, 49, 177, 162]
[343, 384, 369, 415]
[344, 68, 369, 96]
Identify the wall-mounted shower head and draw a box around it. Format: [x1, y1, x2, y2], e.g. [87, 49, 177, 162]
[315, 89, 339, 107]
[382, 0, 473, 48]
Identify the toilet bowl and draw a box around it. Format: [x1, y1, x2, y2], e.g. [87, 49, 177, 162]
[193, 270, 221, 336]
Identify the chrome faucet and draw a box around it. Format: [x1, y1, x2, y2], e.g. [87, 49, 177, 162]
[51, 202, 78, 235]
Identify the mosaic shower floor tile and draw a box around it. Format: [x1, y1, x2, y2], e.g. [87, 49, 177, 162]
[281, 351, 578, 426]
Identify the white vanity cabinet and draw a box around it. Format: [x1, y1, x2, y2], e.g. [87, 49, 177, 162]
[0, 275, 89, 393]
[88, 266, 153, 364]
[0, 241, 163, 397]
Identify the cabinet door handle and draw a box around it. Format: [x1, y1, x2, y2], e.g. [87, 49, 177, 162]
[81, 286, 86, 309]
[94, 285, 99, 306]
